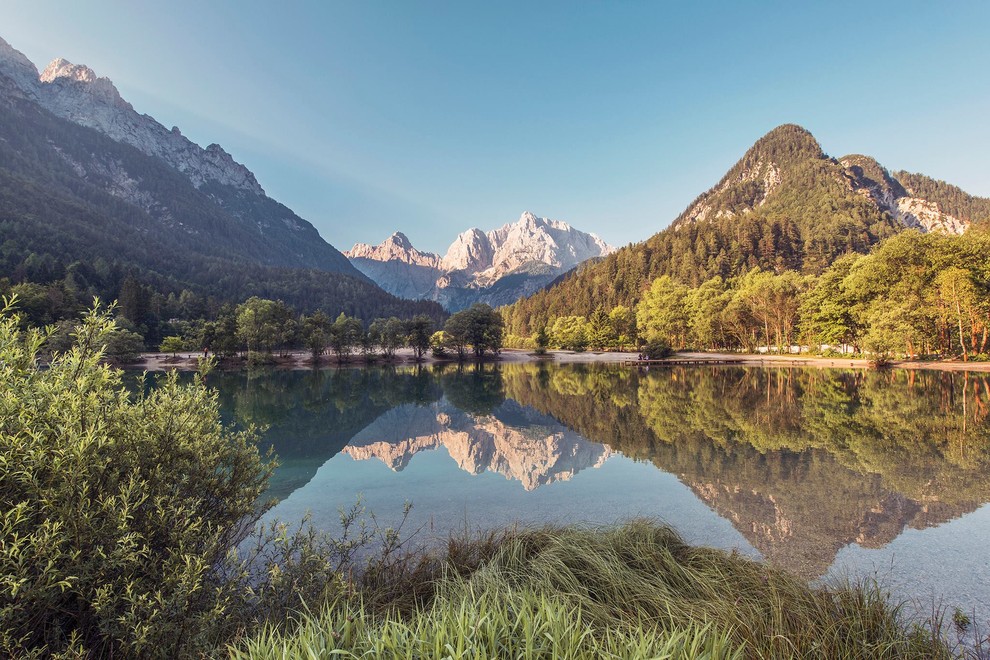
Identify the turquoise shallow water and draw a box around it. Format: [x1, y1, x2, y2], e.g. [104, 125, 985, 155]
[163, 363, 990, 629]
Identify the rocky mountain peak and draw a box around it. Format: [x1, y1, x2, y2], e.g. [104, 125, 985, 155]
[442, 227, 495, 273]
[39, 57, 132, 110]
[0, 36, 264, 196]
[349, 212, 614, 309]
[675, 124, 827, 228]
[388, 231, 413, 249]
[40, 57, 96, 83]
[0, 36, 41, 98]
[345, 232, 441, 268]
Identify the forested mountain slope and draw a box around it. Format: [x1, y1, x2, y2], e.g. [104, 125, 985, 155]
[0, 36, 442, 321]
[503, 124, 990, 336]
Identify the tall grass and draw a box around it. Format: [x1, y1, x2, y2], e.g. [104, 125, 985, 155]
[232, 520, 951, 659]
[234, 590, 741, 659]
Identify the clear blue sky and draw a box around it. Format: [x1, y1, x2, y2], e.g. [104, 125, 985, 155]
[2, 1, 988, 254]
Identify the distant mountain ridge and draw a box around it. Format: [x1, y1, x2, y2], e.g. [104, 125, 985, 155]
[0, 35, 443, 320]
[503, 123, 990, 334]
[346, 211, 614, 310]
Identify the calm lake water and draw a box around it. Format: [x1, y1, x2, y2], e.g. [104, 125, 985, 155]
[189, 363, 990, 624]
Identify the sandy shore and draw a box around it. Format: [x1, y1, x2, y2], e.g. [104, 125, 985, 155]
[129, 348, 990, 373]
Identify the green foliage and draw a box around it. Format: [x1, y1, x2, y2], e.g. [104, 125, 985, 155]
[236, 591, 739, 660]
[893, 171, 990, 225]
[607, 304, 637, 351]
[103, 325, 146, 363]
[534, 324, 550, 355]
[502, 125, 923, 338]
[201, 305, 241, 357]
[588, 306, 616, 350]
[509, 229, 990, 361]
[300, 310, 331, 360]
[443, 303, 504, 360]
[0, 301, 273, 657]
[159, 335, 186, 355]
[372, 317, 407, 359]
[642, 338, 674, 360]
[328, 312, 363, 362]
[549, 315, 590, 351]
[637, 275, 690, 347]
[237, 297, 285, 354]
[406, 315, 435, 361]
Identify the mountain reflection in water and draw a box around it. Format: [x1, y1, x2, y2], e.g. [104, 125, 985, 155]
[192, 363, 990, 618]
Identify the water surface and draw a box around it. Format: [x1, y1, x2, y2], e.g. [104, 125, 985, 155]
[199, 363, 990, 623]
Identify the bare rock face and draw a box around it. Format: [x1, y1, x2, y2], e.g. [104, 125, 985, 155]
[348, 232, 441, 267]
[346, 232, 444, 299]
[33, 57, 264, 195]
[0, 36, 42, 100]
[470, 211, 614, 286]
[348, 212, 614, 310]
[442, 228, 496, 274]
[0, 36, 263, 196]
[841, 156, 967, 234]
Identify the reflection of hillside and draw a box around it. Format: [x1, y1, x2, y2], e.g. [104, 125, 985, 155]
[343, 400, 612, 491]
[503, 364, 990, 577]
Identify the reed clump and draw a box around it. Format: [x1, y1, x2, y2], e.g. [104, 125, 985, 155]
[234, 520, 951, 659]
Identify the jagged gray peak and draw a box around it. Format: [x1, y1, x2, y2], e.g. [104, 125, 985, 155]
[0, 36, 41, 99]
[346, 231, 441, 267]
[441, 211, 613, 280]
[0, 38, 263, 195]
[346, 212, 614, 310]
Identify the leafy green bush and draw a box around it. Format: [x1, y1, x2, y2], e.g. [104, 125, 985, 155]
[642, 338, 673, 360]
[0, 300, 273, 657]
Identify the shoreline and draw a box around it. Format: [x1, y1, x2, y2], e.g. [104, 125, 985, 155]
[128, 348, 990, 373]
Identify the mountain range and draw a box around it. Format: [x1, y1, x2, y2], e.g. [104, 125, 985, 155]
[4, 31, 989, 329]
[345, 212, 614, 310]
[0, 35, 442, 321]
[503, 123, 990, 335]
[343, 399, 612, 491]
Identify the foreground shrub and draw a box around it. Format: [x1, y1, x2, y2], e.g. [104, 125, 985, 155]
[0, 301, 274, 657]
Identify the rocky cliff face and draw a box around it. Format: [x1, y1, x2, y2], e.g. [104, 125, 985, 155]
[841, 155, 967, 234]
[346, 212, 614, 310]
[36, 57, 263, 194]
[1, 40, 264, 195]
[346, 232, 444, 299]
[343, 401, 612, 490]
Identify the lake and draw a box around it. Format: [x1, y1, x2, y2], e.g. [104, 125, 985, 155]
[193, 362, 990, 626]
